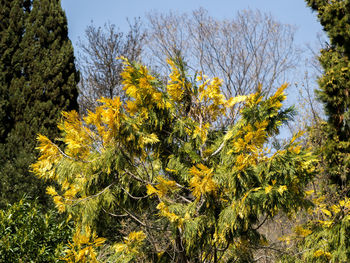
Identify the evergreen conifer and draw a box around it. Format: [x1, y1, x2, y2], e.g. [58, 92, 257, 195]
[306, 0, 350, 188]
[281, 2, 350, 261]
[0, 0, 79, 207]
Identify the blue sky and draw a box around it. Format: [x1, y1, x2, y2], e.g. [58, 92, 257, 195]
[61, 0, 324, 52]
[60, 0, 325, 138]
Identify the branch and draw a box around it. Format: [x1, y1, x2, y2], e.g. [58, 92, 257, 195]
[251, 244, 286, 254]
[177, 194, 193, 204]
[125, 169, 153, 185]
[210, 141, 225, 157]
[202, 140, 225, 162]
[252, 215, 269, 230]
[102, 208, 128, 217]
[52, 141, 90, 163]
[121, 207, 148, 227]
[121, 186, 149, 200]
[119, 206, 162, 230]
[69, 183, 114, 206]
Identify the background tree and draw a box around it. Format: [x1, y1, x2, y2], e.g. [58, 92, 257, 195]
[307, 0, 350, 188]
[280, 1, 350, 262]
[0, 0, 31, 207]
[145, 9, 301, 101]
[33, 58, 316, 262]
[77, 19, 145, 113]
[0, 0, 79, 207]
[76, 9, 301, 124]
[0, 0, 29, 143]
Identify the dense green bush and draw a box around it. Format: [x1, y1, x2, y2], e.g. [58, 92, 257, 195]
[0, 199, 72, 263]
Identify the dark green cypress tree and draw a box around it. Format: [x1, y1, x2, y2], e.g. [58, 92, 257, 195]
[0, 0, 30, 142]
[0, 0, 30, 207]
[0, 0, 79, 207]
[306, 0, 350, 189]
[0, 0, 12, 141]
[284, 2, 350, 261]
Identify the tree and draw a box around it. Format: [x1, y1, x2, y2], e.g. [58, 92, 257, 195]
[0, 0, 31, 207]
[0, 0, 25, 142]
[0, 0, 79, 207]
[279, 1, 350, 262]
[75, 9, 300, 124]
[77, 19, 145, 113]
[307, 0, 350, 188]
[145, 9, 300, 102]
[33, 57, 316, 262]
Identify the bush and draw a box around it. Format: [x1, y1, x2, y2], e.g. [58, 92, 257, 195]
[0, 198, 72, 263]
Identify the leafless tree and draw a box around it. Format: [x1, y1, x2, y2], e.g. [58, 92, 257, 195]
[77, 19, 146, 113]
[76, 9, 307, 126]
[287, 32, 326, 136]
[145, 8, 301, 99]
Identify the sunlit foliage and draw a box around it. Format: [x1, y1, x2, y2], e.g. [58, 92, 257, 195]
[32, 57, 316, 262]
[0, 198, 72, 262]
[279, 1, 350, 262]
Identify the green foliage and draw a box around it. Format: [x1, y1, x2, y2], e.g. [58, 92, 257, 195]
[0, 0, 79, 207]
[305, 0, 350, 186]
[33, 58, 316, 262]
[0, 198, 73, 263]
[283, 1, 350, 262]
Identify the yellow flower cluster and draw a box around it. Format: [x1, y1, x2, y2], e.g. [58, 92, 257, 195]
[189, 164, 217, 200]
[147, 176, 178, 198]
[31, 134, 61, 180]
[114, 231, 146, 255]
[195, 72, 228, 122]
[62, 226, 106, 263]
[59, 111, 92, 159]
[84, 97, 122, 144]
[167, 58, 187, 102]
[157, 202, 184, 226]
[229, 121, 268, 171]
[120, 57, 169, 113]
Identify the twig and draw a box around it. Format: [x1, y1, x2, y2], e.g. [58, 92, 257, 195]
[125, 169, 153, 185]
[210, 141, 225, 157]
[69, 183, 114, 206]
[177, 194, 192, 204]
[121, 186, 149, 200]
[119, 206, 162, 230]
[102, 208, 128, 217]
[252, 215, 269, 230]
[52, 141, 90, 163]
